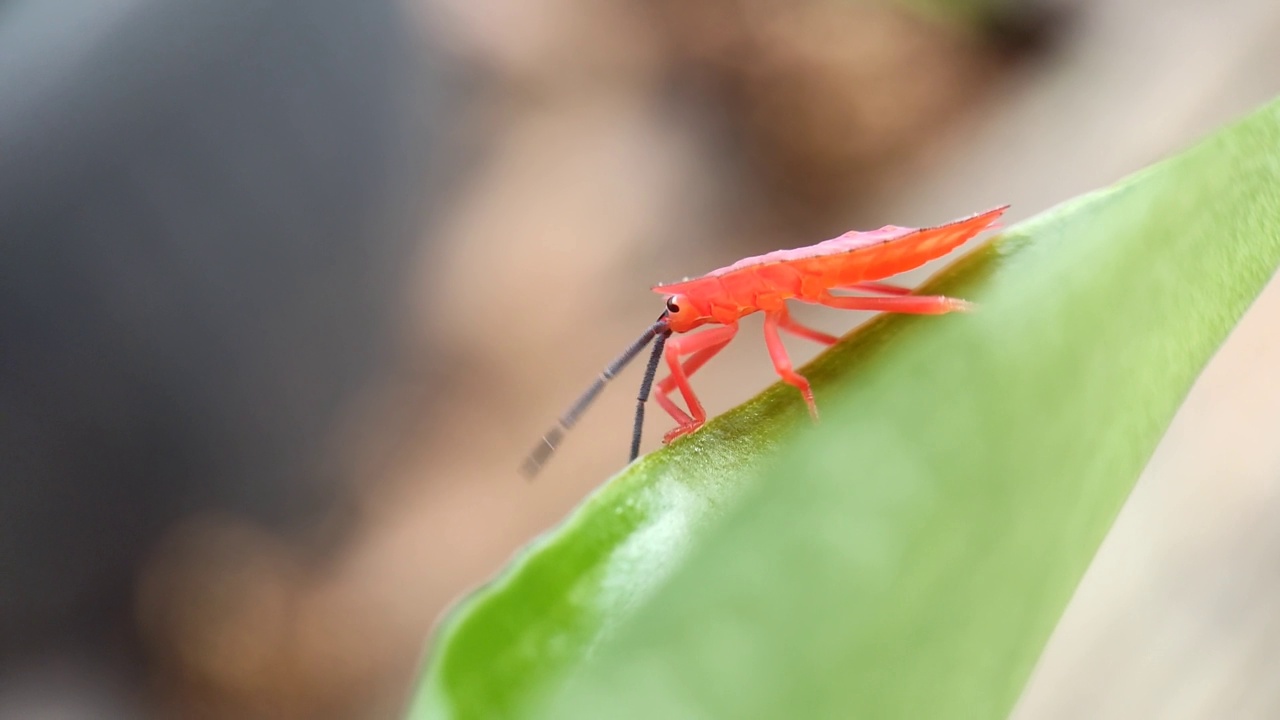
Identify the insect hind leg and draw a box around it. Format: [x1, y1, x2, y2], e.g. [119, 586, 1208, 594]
[813, 291, 973, 314]
[840, 281, 915, 296]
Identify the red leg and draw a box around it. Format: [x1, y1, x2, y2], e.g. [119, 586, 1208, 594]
[655, 341, 727, 428]
[655, 343, 720, 431]
[656, 324, 738, 443]
[811, 292, 973, 314]
[656, 337, 734, 397]
[774, 306, 838, 346]
[763, 311, 820, 422]
[843, 281, 914, 296]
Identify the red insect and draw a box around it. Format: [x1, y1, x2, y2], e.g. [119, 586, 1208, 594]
[521, 206, 1007, 477]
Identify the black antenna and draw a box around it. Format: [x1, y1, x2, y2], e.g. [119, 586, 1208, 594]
[521, 314, 669, 479]
[630, 325, 671, 462]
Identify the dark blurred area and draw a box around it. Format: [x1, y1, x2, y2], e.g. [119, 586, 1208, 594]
[3, 0, 1280, 718]
[1, 0, 450, 717]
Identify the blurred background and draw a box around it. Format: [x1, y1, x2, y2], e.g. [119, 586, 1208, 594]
[3, 0, 1280, 718]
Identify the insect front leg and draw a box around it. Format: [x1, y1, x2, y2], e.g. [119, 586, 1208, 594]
[656, 323, 738, 443]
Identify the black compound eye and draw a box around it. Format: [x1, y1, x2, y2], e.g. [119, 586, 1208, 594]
[665, 297, 680, 314]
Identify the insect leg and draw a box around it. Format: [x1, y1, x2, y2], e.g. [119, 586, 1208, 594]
[657, 324, 738, 443]
[774, 306, 838, 346]
[654, 336, 734, 439]
[842, 281, 914, 296]
[654, 347, 708, 429]
[763, 311, 820, 422]
[654, 387, 694, 430]
[656, 335, 734, 396]
[812, 292, 973, 314]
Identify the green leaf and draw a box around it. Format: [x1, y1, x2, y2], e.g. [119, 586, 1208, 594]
[408, 98, 1280, 720]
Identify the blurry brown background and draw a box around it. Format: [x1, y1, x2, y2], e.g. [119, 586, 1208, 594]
[7, 0, 1280, 718]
